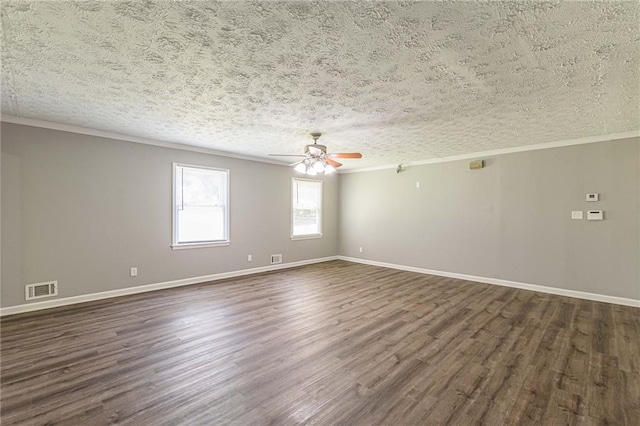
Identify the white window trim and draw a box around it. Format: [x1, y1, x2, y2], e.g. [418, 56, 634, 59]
[171, 163, 230, 250]
[291, 234, 323, 241]
[171, 241, 230, 250]
[291, 177, 323, 240]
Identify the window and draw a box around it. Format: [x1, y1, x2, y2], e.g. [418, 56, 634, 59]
[172, 164, 229, 249]
[292, 178, 322, 239]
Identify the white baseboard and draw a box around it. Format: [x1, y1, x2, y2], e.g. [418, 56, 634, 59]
[3, 255, 637, 316]
[0, 256, 338, 317]
[338, 256, 640, 308]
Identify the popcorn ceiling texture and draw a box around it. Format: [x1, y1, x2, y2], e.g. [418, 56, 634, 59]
[1, 1, 639, 169]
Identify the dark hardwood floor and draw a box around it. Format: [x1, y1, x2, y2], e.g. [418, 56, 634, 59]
[1, 260, 639, 425]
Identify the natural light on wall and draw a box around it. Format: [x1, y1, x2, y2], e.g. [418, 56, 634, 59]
[172, 164, 229, 248]
[292, 178, 322, 239]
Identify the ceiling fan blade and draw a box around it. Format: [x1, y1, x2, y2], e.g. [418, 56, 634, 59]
[269, 154, 307, 157]
[288, 160, 305, 167]
[328, 153, 362, 159]
[325, 157, 343, 168]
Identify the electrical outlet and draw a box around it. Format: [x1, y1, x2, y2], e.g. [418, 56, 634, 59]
[359, 247, 363, 253]
[247, 254, 252, 262]
[130, 267, 138, 277]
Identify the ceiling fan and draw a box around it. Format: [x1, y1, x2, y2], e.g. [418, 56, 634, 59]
[269, 133, 362, 175]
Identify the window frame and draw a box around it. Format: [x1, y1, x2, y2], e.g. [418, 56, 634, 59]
[171, 163, 230, 250]
[291, 177, 323, 240]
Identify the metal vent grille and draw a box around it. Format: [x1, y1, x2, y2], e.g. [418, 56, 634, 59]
[25, 281, 58, 300]
[270, 254, 283, 264]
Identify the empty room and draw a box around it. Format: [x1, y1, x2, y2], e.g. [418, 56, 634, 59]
[1, 1, 639, 425]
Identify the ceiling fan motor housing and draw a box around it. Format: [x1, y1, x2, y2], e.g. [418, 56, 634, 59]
[305, 144, 327, 155]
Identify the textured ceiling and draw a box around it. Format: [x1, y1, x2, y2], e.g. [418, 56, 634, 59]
[2, 1, 639, 169]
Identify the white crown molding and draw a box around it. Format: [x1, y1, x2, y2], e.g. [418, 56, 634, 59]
[0, 256, 338, 317]
[4, 115, 637, 175]
[0, 114, 289, 167]
[340, 130, 640, 174]
[338, 256, 640, 308]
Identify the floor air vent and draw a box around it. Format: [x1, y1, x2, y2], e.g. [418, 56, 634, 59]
[270, 254, 283, 264]
[25, 281, 58, 300]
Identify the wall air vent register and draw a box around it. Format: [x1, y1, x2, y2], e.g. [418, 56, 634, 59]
[25, 281, 58, 300]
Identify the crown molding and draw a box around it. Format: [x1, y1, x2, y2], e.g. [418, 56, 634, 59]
[3, 115, 637, 173]
[339, 130, 640, 174]
[0, 114, 289, 167]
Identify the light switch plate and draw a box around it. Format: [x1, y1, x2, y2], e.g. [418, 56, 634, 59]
[586, 193, 599, 202]
[571, 211, 583, 220]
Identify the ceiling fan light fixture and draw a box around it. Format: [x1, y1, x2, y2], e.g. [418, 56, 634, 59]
[294, 162, 306, 173]
[274, 133, 362, 175]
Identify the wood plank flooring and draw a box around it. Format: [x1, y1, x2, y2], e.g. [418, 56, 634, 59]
[1, 260, 639, 425]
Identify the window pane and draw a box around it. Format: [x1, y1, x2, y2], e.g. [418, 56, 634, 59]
[293, 179, 322, 236]
[175, 165, 228, 244]
[178, 206, 225, 242]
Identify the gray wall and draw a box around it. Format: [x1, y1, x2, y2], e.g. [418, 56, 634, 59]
[1, 123, 338, 308]
[339, 138, 640, 301]
[2, 123, 638, 308]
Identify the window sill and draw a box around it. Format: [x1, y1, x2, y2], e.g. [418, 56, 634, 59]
[291, 234, 323, 241]
[171, 241, 230, 250]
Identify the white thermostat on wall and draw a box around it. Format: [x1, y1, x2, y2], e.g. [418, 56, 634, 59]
[586, 193, 599, 202]
[587, 210, 604, 221]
